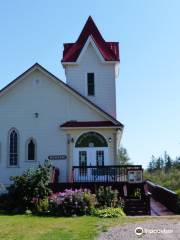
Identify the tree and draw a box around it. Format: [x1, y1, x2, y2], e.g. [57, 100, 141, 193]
[163, 151, 171, 172]
[147, 155, 156, 172]
[156, 157, 164, 170]
[173, 157, 180, 169]
[117, 146, 131, 165]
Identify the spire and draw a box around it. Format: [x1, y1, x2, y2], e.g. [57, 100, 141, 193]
[76, 16, 105, 44]
[62, 16, 119, 62]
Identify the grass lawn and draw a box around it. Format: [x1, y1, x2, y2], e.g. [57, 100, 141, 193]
[0, 214, 179, 240]
[0, 214, 151, 240]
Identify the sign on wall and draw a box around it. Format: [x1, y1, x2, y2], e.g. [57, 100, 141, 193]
[48, 155, 67, 160]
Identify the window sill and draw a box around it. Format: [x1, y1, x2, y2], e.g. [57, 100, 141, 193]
[7, 165, 20, 168]
[25, 160, 37, 163]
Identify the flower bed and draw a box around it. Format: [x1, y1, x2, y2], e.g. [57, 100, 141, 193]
[49, 189, 96, 216]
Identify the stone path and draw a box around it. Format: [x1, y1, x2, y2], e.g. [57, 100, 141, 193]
[98, 218, 180, 240]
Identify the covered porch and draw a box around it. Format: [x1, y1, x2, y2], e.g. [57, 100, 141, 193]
[60, 121, 124, 182]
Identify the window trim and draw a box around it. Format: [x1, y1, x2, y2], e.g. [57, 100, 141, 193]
[79, 150, 87, 176]
[75, 131, 108, 148]
[25, 138, 37, 162]
[87, 72, 95, 96]
[7, 128, 20, 168]
[96, 150, 104, 166]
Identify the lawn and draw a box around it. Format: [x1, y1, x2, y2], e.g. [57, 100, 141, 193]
[0, 214, 151, 240]
[1, 214, 179, 240]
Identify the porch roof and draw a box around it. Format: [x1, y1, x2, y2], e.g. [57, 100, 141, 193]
[60, 121, 123, 129]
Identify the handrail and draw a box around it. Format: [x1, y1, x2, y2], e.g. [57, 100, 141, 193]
[145, 180, 178, 213]
[73, 165, 142, 168]
[72, 165, 143, 183]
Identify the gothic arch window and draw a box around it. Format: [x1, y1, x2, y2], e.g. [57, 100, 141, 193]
[75, 132, 108, 148]
[26, 138, 36, 161]
[8, 128, 19, 166]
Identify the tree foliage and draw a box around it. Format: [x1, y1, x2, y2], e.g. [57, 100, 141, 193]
[145, 151, 180, 193]
[147, 151, 180, 173]
[117, 146, 131, 165]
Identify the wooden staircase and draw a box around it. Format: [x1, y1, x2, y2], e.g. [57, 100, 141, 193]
[124, 198, 150, 215]
[123, 183, 151, 216]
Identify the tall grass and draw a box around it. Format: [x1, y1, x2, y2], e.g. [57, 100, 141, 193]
[144, 168, 180, 192]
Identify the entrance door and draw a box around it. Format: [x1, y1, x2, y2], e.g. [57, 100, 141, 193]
[73, 132, 109, 180]
[74, 148, 108, 167]
[73, 147, 108, 180]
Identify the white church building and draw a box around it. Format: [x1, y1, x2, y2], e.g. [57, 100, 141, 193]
[0, 17, 125, 185]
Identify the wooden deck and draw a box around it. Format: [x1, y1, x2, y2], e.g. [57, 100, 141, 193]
[51, 166, 166, 216]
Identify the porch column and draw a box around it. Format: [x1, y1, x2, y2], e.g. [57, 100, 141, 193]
[113, 132, 118, 164]
[67, 134, 74, 182]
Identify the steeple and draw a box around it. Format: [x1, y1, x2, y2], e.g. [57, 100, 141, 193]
[61, 16, 119, 63]
[61, 16, 120, 118]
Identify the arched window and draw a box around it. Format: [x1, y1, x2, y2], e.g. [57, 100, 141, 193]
[27, 138, 36, 161]
[9, 129, 19, 166]
[75, 132, 108, 148]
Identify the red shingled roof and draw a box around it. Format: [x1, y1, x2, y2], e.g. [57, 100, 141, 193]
[60, 121, 123, 128]
[61, 16, 119, 62]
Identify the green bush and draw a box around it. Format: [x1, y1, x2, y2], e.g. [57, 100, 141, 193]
[7, 160, 52, 212]
[92, 207, 125, 218]
[33, 197, 50, 214]
[129, 187, 141, 199]
[96, 186, 123, 208]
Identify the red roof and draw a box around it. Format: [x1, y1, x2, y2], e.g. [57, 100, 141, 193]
[62, 16, 119, 62]
[60, 121, 123, 128]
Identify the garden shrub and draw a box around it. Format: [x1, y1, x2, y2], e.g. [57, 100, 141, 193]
[49, 189, 96, 216]
[92, 207, 125, 218]
[96, 186, 124, 208]
[129, 187, 142, 199]
[32, 197, 50, 214]
[6, 160, 52, 212]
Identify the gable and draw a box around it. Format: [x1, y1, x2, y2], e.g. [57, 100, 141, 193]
[76, 36, 105, 64]
[0, 64, 123, 128]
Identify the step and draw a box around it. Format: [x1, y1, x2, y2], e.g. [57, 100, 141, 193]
[127, 206, 147, 210]
[127, 209, 148, 214]
[127, 212, 147, 216]
[127, 203, 147, 207]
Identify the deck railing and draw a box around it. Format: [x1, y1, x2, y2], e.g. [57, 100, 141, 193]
[146, 180, 179, 213]
[72, 165, 143, 183]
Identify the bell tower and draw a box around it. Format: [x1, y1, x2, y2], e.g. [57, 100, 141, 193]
[61, 16, 120, 118]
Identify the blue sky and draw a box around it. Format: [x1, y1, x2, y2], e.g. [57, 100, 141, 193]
[0, 0, 180, 167]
